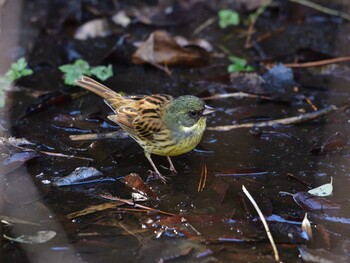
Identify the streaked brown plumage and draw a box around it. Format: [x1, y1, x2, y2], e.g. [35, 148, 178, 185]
[75, 76, 214, 182]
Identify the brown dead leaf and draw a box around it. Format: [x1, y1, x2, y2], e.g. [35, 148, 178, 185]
[132, 31, 210, 74]
[121, 173, 158, 200]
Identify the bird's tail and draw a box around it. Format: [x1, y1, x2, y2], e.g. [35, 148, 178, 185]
[75, 76, 125, 110]
[74, 76, 119, 99]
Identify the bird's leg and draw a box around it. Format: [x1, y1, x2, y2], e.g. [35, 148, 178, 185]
[167, 156, 177, 174]
[145, 152, 167, 183]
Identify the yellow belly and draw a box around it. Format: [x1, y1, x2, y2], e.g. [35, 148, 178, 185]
[134, 118, 206, 156]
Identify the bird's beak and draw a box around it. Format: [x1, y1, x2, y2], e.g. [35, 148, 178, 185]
[202, 105, 216, 116]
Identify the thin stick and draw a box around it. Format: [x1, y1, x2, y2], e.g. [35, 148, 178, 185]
[9, 144, 94, 161]
[289, 0, 350, 22]
[202, 92, 273, 101]
[242, 185, 280, 261]
[193, 17, 217, 36]
[197, 164, 208, 192]
[202, 164, 207, 191]
[207, 105, 337, 131]
[70, 131, 128, 141]
[303, 96, 318, 111]
[100, 194, 175, 217]
[284, 56, 350, 68]
[197, 166, 204, 192]
[245, 0, 273, 48]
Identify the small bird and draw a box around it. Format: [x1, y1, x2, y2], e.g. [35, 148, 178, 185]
[75, 76, 215, 182]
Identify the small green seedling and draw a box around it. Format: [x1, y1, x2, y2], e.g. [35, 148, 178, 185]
[227, 56, 254, 73]
[5, 57, 33, 81]
[90, 65, 113, 81]
[218, 9, 240, 29]
[0, 57, 33, 107]
[59, 59, 113, 85]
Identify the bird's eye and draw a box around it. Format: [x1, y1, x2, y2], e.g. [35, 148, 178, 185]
[188, 110, 198, 118]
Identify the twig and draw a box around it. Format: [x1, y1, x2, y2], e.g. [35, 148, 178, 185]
[202, 92, 273, 101]
[67, 202, 123, 219]
[193, 17, 217, 36]
[7, 144, 94, 161]
[197, 164, 207, 192]
[207, 105, 337, 131]
[289, 0, 350, 22]
[100, 194, 175, 217]
[70, 131, 128, 141]
[242, 185, 280, 261]
[303, 95, 318, 111]
[36, 150, 94, 161]
[245, 0, 273, 48]
[245, 27, 285, 49]
[284, 56, 350, 68]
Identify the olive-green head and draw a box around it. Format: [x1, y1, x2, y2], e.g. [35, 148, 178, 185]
[164, 95, 215, 130]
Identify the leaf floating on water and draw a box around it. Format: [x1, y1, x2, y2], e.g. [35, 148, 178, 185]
[3, 230, 56, 244]
[292, 192, 340, 212]
[0, 136, 34, 146]
[2, 151, 39, 175]
[308, 177, 333, 197]
[121, 173, 158, 200]
[53, 167, 103, 186]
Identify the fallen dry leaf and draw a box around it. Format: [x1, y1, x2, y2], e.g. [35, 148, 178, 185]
[132, 30, 210, 74]
[74, 18, 112, 40]
[121, 173, 158, 200]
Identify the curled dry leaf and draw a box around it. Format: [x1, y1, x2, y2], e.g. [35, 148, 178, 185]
[308, 177, 333, 197]
[173, 36, 213, 52]
[132, 31, 210, 74]
[301, 213, 313, 240]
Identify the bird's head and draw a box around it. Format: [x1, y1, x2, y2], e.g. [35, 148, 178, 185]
[165, 95, 215, 132]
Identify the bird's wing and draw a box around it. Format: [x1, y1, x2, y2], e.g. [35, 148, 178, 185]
[108, 94, 173, 140]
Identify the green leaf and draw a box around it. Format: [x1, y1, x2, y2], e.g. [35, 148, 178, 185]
[5, 57, 33, 81]
[59, 59, 113, 85]
[0, 77, 11, 107]
[59, 59, 92, 85]
[218, 9, 240, 29]
[227, 56, 254, 73]
[90, 65, 113, 81]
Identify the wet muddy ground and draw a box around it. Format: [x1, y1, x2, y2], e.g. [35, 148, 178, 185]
[1, 0, 350, 262]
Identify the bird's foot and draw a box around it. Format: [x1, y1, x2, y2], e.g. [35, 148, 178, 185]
[169, 166, 177, 174]
[147, 170, 168, 184]
[167, 157, 178, 174]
